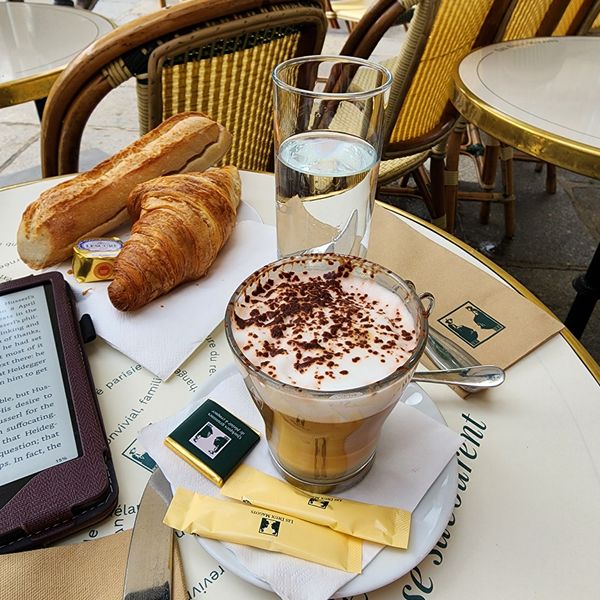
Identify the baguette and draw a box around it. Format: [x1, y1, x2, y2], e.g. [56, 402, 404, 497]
[108, 166, 241, 311]
[17, 112, 231, 269]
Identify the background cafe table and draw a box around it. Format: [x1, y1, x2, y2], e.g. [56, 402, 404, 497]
[0, 171, 599, 598]
[0, 1, 114, 114]
[452, 36, 600, 340]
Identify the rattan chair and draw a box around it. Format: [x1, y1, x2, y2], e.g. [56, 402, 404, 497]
[448, 0, 600, 237]
[590, 4, 600, 28]
[337, 0, 513, 227]
[41, 0, 327, 176]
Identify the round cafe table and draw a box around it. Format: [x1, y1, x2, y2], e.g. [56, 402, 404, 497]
[452, 36, 600, 340]
[0, 2, 114, 111]
[0, 171, 598, 598]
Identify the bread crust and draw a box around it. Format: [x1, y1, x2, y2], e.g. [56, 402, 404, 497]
[108, 166, 241, 311]
[17, 112, 231, 269]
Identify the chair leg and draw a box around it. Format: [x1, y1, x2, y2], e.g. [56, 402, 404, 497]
[400, 173, 412, 187]
[479, 134, 500, 225]
[499, 144, 516, 239]
[478, 204, 491, 225]
[546, 163, 557, 194]
[478, 205, 490, 226]
[443, 121, 465, 234]
[34, 98, 46, 120]
[429, 148, 447, 230]
[412, 165, 436, 218]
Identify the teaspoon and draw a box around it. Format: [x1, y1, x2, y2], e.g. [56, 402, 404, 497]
[412, 365, 505, 389]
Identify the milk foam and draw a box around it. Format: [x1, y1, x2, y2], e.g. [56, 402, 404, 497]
[232, 261, 418, 391]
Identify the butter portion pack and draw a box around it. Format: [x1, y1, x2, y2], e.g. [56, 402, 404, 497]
[72, 237, 123, 282]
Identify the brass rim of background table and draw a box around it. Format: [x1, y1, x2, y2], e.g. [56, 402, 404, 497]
[0, 71, 61, 108]
[0, 3, 115, 108]
[452, 74, 600, 181]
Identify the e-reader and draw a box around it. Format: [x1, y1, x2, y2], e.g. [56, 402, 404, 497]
[0, 272, 118, 552]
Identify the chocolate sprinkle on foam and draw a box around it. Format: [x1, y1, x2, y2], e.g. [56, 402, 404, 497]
[232, 260, 418, 391]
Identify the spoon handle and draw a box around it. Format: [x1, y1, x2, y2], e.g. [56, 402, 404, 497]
[413, 365, 505, 388]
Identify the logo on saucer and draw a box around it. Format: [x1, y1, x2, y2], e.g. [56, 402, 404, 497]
[259, 518, 281, 536]
[122, 439, 156, 472]
[438, 301, 504, 348]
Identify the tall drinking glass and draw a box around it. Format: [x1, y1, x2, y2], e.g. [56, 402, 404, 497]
[273, 55, 392, 258]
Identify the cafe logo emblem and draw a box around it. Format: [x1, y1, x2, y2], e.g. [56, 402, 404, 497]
[122, 439, 157, 472]
[438, 301, 504, 348]
[308, 498, 329, 509]
[259, 518, 281, 536]
[189, 423, 231, 458]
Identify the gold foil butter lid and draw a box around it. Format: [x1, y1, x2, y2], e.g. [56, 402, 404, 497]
[72, 237, 123, 283]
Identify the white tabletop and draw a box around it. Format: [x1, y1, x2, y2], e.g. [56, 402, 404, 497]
[0, 2, 113, 86]
[454, 36, 600, 177]
[0, 172, 599, 598]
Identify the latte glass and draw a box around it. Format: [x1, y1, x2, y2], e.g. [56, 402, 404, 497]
[224, 254, 433, 492]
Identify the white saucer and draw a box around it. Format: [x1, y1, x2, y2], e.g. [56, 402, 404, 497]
[196, 384, 458, 597]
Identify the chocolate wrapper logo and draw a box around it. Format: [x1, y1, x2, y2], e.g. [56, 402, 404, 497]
[308, 498, 329, 509]
[259, 518, 281, 536]
[189, 422, 231, 458]
[438, 301, 504, 348]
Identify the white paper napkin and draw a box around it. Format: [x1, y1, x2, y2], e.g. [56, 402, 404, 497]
[56, 213, 277, 380]
[139, 366, 462, 600]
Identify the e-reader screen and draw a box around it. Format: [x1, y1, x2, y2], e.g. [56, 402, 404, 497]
[0, 284, 79, 487]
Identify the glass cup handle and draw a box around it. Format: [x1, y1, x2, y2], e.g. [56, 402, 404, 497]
[418, 292, 435, 317]
[405, 280, 435, 317]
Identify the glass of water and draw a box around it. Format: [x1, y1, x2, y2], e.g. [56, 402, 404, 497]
[273, 55, 392, 258]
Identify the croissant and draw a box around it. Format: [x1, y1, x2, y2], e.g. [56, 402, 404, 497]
[107, 166, 241, 311]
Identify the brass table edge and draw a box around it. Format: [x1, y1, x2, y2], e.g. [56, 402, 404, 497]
[376, 200, 600, 384]
[452, 73, 600, 181]
[0, 70, 62, 107]
[0, 5, 116, 108]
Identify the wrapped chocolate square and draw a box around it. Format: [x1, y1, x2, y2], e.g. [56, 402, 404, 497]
[164, 399, 259, 487]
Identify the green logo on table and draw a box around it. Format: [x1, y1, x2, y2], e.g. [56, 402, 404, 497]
[122, 439, 156, 472]
[438, 302, 504, 348]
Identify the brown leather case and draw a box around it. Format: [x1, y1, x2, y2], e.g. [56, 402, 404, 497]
[0, 272, 118, 552]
